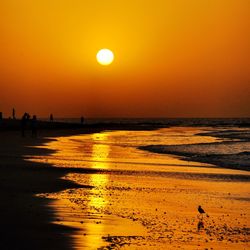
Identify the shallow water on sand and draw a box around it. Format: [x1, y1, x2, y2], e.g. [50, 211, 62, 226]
[29, 127, 250, 249]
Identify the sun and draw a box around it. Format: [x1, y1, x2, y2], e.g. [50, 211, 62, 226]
[96, 49, 114, 66]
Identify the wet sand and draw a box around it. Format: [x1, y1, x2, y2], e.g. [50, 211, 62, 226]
[0, 126, 249, 249]
[27, 127, 250, 249]
[0, 126, 159, 250]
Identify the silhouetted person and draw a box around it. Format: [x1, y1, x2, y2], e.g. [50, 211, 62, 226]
[12, 108, 16, 120]
[0, 112, 2, 126]
[26, 113, 30, 121]
[31, 115, 37, 137]
[80, 116, 84, 124]
[21, 113, 28, 137]
[50, 114, 54, 122]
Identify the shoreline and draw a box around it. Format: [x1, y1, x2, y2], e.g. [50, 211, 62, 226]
[139, 127, 250, 172]
[1, 124, 249, 249]
[1, 117, 250, 132]
[140, 143, 250, 171]
[0, 125, 167, 249]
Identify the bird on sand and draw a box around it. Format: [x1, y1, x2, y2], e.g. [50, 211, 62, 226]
[198, 205, 209, 218]
[198, 205, 205, 214]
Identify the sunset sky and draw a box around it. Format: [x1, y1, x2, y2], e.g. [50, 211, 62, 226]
[0, 0, 249, 118]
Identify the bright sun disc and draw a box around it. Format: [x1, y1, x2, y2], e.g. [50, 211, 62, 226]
[96, 49, 114, 65]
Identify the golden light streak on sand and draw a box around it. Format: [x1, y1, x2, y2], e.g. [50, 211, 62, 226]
[85, 133, 110, 248]
[88, 133, 110, 208]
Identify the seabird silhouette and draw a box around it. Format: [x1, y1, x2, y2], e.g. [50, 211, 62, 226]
[198, 205, 205, 214]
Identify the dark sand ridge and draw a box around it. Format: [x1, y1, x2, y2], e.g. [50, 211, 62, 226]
[0, 129, 105, 250]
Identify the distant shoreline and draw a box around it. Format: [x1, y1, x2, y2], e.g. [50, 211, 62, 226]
[0, 117, 250, 132]
[0, 118, 167, 133]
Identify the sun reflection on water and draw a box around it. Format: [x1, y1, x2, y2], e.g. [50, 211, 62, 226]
[84, 133, 111, 248]
[88, 133, 110, 209]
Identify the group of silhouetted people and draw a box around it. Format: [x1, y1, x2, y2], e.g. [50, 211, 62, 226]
[0, 108, 86, 137]
[21, 112, 37, 137]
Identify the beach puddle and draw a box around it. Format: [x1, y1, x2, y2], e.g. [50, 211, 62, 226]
[30, 127, 250, 249]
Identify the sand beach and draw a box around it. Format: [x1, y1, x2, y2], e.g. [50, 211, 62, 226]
[1, 121, 249, 249]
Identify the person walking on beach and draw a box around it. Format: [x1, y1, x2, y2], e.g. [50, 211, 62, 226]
[21, 113, 27, 137]
[80, 116, 85, 124]
[0, 112, 2, 126]
[31, 115, 37, 137]
[12, 108, 16, 120]
[50, 113, 54, 122]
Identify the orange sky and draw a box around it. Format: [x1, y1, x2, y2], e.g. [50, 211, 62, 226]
[0, 0, 249, 118]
